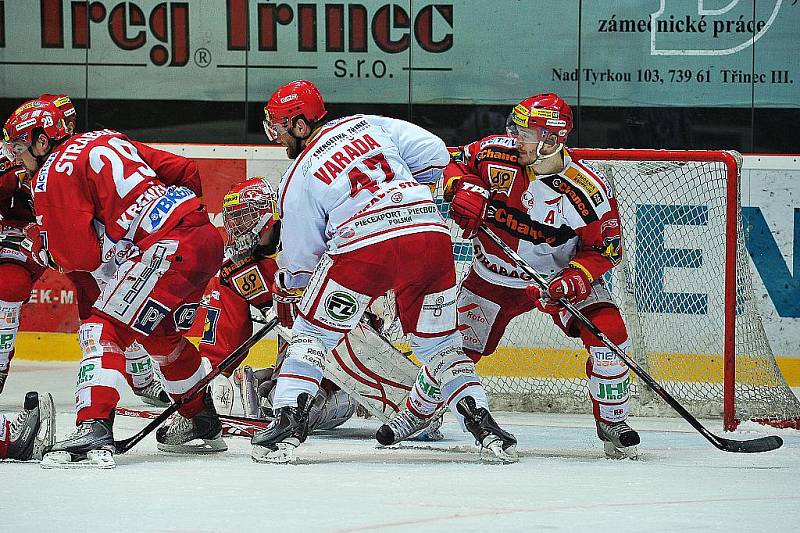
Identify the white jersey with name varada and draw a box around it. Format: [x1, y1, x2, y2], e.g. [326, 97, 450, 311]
[277, 114, 450, 289]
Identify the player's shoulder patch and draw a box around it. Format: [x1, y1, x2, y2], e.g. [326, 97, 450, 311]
[485, 163, 518, 196]
[563, 164, 608, 208]
[229, 263, 269, 300]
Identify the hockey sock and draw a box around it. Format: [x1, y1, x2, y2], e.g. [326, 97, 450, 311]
[75, 322, 129, 423]
[0, 300, 23, 372]
[271, 335, 325, 409]
[0, 415, 9, 458]
[151, 338, 208, 418]
[405, 366, 443, 418]
[124, 341, 156, 390]
[579, 307, 631, 423]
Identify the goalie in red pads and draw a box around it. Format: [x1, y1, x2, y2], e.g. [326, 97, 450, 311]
[444, 93, 640, 458]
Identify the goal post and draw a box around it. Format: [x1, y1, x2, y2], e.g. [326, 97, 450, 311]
[380, 148, 800, 431]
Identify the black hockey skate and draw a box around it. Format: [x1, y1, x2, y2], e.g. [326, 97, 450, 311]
[156, 390, 227, 453]
[251, 393, 313, 464]
[134, 378, 171, 408]
[376, 407, 439, 446]
[597, 419, 640, 459]
[456, 396, 518, 464]
[0, 368, 8, 394]
[41, 416, 115, 469]
[4, 392, 55, 461]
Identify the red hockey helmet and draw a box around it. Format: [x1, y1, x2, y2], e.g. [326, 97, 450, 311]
[39, 93, 77, 130]
[222, 177, 279, 258]
[506, 93, 573, 145]
[1, 99, 69, 163]
[263, 80, 327, 141]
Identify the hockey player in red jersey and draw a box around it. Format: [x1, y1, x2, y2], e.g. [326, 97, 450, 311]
[443, 93, 640, 458]
[253, 80, 516, 463]
[2, 98, 225, 467]
[0, 159, 44, 395]
[0, 94, 169, 406]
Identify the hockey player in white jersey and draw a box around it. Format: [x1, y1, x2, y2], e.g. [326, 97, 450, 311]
[252, 80, 516, 463]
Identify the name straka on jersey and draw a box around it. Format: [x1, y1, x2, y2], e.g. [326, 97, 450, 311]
[312, 132, 382, 184]
[53, 129, 119, 176]
[487, 202, 576, 246]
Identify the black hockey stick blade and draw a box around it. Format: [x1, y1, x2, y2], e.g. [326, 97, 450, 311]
[479, 226, 785, 454]
[714, 434, 783, 453]
[114, 317, 278, 454]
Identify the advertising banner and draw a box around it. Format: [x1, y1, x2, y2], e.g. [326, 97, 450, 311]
[1, 1, 797, 107]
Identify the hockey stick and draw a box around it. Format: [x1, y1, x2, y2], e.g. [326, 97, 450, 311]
[115, 407, 270, 438]
[114, 316, 278, 454]
[480, 225, 783, 453]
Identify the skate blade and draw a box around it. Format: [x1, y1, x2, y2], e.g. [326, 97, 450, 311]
[251, 441, 298, 464]
[157, 437, 228, 454]
[32, 393, 56, 461]
[408, 428, 444, 442]
[41, 449, 116, 469]
[480, 439, 519, 464]
[603, 441, 639, 460]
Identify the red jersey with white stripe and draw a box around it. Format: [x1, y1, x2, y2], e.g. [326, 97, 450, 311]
[447, 135, 623, 288]
[30, 129, 203, 273]
[276, 115, 450, 289]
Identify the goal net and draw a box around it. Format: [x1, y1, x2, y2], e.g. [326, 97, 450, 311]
[378, 149, 800, 431]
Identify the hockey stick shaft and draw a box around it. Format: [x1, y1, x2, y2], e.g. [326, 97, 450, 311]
[115, 316, 279, 453]
[480, 226, 782, 453]
[115, 407, 270, 437]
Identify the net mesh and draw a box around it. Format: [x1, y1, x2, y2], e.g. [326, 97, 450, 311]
[377, 150, 800, 427]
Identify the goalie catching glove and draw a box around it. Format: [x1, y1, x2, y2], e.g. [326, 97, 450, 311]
[444, 174, 489, 239]
[526, 267, 592, 314]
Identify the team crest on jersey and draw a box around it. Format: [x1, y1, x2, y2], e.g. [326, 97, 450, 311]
[231, 265, 268, 299]
[201, 306, 221, 344]
[486, 164, 517, 195]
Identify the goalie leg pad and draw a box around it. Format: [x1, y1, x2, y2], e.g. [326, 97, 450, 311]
[271, 334, 325, 409]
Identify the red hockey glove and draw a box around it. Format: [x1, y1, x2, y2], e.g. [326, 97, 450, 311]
[525, 285, 563, 315]
[526, 268, 593, 313]
[448, 180, 489, 239]
[271, 270, 304, 329]
[21, 223, 58, 270]
[548, 268, 592, 304]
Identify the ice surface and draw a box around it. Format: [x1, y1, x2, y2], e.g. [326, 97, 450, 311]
[2, 361, 799, 532]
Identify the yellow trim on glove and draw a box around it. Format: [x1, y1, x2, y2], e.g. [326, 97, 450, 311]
[568, 260, 594, 283]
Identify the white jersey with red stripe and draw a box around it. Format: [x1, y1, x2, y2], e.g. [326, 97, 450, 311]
[447, 136, 622, 289]
[277, 114, 450, 289]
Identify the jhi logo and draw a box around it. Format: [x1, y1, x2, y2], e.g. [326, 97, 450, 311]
[39, 0, 189, 66]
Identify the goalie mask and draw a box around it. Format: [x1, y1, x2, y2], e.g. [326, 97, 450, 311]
[222, 177, 280, 260]
[506, 93, 573, 162]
